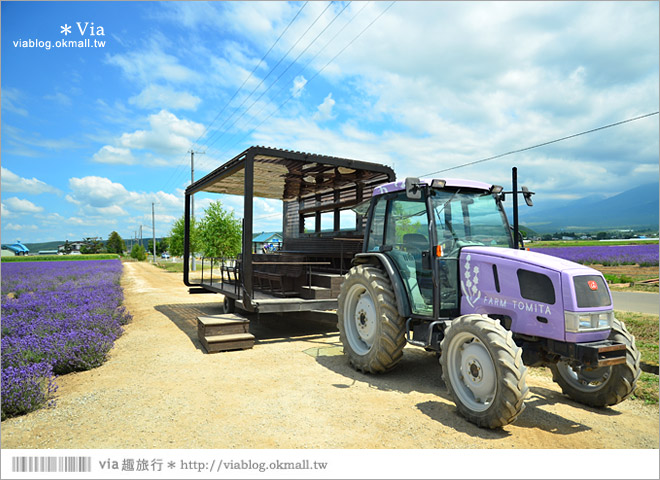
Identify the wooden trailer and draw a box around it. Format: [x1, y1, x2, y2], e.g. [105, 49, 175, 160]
[183, 146, 394, 351]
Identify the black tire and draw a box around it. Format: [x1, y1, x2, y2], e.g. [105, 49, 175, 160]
[337, 264, 406, 373]
[549, 319, 641, 407]
[221, 296, 236, 314]
[440, 315, 529, 429]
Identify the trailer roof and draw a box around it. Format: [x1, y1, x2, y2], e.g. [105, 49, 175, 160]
[186, 146, 395, 201]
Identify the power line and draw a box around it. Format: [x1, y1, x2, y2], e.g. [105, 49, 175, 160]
[200, 1, 353, 155]
[191, 2, 309, 151]
[422, 111, 660, 176]
[198, 1, 335, 154]
[161, 2, 310, 193]
[206, 1, 397, 163]
[203, 0, 373, 163]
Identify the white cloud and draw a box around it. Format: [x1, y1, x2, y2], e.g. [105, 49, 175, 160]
[92, 145, 136, 165]
[66, 175, 184, 223]
[119, 110, 205, 156]
[291, 75, 307, 98]
[313, 93, 335, 121]
[3, 197, 44, 214]
[106, 37, 196, 85]
[68, 176, 131, 209]
[4, 223, 38, 232]
[44, 91, 72, 107]
[1, 203, 11, 218]
[90, 110, 206, 166]
[1, 167, 60, 194]
[2, 87, 29, 116]
[129, 85, 201, 111]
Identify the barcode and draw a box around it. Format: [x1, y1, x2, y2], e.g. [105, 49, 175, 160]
[11, 456, 92, 473]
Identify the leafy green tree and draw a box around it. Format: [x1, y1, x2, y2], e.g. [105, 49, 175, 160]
[130, 243, 146, 261]
[148, 238, 170, 256]
[168, 216, 200, 257]
[157, 238, 169, 256]
[106, 231, 126, 254]
[80, 237, 104, 254]
[199, 201, 242, 259]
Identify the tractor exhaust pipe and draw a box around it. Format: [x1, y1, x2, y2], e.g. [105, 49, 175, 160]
[512, 167, 520, 249]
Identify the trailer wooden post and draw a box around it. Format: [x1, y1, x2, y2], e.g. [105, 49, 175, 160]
[183, 191, 192, 286]
[242, 149, 254, 308]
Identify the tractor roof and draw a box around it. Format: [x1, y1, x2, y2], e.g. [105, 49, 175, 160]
[372, 178, 493, 197]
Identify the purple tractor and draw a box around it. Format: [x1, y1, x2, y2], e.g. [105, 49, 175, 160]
[337, 175, 641, 428]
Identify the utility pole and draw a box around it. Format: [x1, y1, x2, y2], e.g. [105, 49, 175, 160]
[152, 202, 156, 263]
[189, 149, 205, 271]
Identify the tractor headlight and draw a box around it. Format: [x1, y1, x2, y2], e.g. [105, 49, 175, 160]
[565, 311, 613, 333]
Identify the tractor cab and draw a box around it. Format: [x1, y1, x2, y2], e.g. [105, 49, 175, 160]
[363, 178, 512, 318]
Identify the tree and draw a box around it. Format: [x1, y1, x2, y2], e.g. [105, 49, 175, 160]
[130, 243, 146, 261]
[106, 231, 126, 254]
[168, 216, 200, 257]
[199, 201, 242, 259]
[148, 238, 170, 257]
[80, 237, 104, 254]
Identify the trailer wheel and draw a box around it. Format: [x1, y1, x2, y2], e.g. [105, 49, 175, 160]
[337, 265, 406, 373]
[221, 296, 236, 314]
[549, 319, 641, 407]
[440, 315, 528, 428]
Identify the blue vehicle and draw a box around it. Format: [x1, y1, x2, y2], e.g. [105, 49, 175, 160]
[2, 241, 30, 256]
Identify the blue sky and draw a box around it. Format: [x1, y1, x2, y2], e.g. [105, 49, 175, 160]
[2, 1, 659, 244]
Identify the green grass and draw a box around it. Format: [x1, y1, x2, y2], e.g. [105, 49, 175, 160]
[154, 261, 184, 273]
[616, 311, 659, 405]
[1, 254, 120, 262]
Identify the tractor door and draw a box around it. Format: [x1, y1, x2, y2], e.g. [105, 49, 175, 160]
[381, 193, 434, 316]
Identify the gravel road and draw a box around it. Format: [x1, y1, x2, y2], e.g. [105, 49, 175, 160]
[1, 262, 658, 453]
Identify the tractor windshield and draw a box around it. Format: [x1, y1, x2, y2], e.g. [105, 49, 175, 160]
[431, 190, 513, 250]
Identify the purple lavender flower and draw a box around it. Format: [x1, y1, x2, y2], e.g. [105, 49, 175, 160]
[531, 244, 659, 266]
[1, 259, 131, 419]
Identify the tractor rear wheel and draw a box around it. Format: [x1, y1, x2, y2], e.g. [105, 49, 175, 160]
[549, 319, 641, 407]
[440, 315, 529, 428]
[337, 265, 406, 373]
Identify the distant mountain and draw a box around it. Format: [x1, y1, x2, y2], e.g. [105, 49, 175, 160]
[519, 182, 659, 233]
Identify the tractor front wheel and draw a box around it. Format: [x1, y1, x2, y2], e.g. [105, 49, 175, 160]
[549, 319, 641, 407]
[337, 265, 406, 373]
[440, 315, 529, 428]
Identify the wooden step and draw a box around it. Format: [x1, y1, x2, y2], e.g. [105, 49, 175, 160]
[197, 314, 249, 337]
[311, 273, 344, 289]
[201, 333, 255, 353]
[299, 285, 333, 299]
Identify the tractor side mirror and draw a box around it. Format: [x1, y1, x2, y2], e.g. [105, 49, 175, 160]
[405, 177, 422, 200]
[522, 186, 534, 207]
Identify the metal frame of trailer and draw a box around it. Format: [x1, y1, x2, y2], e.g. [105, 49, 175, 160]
[183, 146, 395, 314]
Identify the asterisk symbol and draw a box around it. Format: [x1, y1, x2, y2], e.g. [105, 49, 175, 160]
[167, 461, 176, 469]
[60, 24, 72, 35]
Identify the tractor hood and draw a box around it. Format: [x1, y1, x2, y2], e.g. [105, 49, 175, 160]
[460, 246, 594, 275]
[459, 246, 613, 343]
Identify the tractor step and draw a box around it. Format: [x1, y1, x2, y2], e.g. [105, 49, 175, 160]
[197, 314, 254, 353]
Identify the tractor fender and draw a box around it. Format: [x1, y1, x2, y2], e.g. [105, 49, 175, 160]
[352, 252, 412, 318]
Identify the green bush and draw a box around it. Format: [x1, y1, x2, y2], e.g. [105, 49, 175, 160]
[130, 244, 146, 261]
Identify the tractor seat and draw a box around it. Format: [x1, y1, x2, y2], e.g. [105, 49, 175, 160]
[403, 233, 428, 252]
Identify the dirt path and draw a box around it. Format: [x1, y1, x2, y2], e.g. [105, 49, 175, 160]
[1, 261, 658, 450]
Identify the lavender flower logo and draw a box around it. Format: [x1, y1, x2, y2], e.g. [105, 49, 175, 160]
[461, 254, 481, 308]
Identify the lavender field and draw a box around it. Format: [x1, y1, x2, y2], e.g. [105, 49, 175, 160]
[1, 259, 131, 420]
[531, 244, 659, 266]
